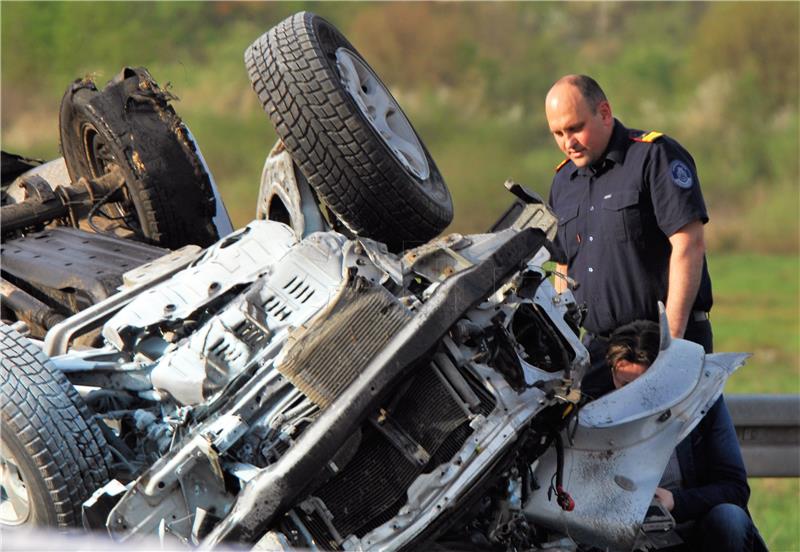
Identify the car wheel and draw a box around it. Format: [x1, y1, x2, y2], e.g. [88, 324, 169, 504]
[246, 12, 453, 251]
[0, 325, 111, 528]
[59, 67, 219, 249]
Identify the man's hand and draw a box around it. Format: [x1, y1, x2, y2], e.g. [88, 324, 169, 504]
[654, 487, 675, 511]
[666, 220, 705, 338]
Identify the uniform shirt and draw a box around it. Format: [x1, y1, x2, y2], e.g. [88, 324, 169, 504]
[548, 119, 712, 335]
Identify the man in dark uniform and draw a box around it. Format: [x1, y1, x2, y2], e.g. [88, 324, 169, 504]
[544, 74, 713, 397]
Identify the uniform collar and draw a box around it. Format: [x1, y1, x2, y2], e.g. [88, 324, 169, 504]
[571, 119, 631, 179]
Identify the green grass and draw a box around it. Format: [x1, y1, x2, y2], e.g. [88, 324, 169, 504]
[708, 253, 800, 395]
[750, 478, 800, 551]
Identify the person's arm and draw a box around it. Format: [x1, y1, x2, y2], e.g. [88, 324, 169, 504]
[554, 263, 568, 293]
[665, 220, 705, 338]
[669, 397, 750, 523]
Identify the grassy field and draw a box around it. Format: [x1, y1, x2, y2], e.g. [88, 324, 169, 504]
[711, 254, 800, 395]
[708, 253, 799, 551]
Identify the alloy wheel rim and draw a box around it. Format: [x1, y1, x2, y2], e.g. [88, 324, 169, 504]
[335, 48, 430, 182]
[0, 444, 32, 526]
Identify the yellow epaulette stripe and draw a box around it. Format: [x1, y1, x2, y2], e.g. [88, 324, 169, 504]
[555, 158, 569, 172]
[639, 131, 664, 143]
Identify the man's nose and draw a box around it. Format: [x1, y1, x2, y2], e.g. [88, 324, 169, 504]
[564, 134, 577, 150]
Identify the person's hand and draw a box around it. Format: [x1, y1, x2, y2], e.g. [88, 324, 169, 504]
[654, 487, 674, 511]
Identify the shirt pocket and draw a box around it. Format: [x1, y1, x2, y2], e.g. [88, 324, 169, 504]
[601, 190, 643, 242]
[556, 203, 580, 260]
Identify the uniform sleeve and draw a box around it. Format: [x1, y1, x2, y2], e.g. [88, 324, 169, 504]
[547, 181, 568, 265]
[646, 138, 708, 237]
[671, 397, 750, 523]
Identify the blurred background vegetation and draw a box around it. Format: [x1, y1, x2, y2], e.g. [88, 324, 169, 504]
[2, 2, 798, 549]
[3, 2, 798, 250]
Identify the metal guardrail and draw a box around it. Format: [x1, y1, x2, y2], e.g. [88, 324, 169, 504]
[727, 394, 800, 478]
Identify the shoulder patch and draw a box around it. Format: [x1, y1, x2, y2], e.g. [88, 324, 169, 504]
[630, 131, 664, 143]
[555, 158, 569, 172]
[669, 160, 694, 189]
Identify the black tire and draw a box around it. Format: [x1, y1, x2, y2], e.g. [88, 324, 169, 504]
[246, 12, 453, 251]
[59, 67, 219, 249]
[0, 325, 111, 528]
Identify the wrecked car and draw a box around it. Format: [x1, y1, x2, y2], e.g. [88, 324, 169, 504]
[0, 12, 747, 552]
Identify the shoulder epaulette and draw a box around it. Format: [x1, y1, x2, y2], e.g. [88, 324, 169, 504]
[630, 131, 664, 143]
[554, 158, 569, 172]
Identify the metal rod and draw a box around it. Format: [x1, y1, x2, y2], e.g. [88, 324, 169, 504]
[0, 277, 65, 329]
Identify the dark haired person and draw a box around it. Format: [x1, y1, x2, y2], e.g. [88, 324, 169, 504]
[606, 321, 766, 552]
[545, 75, 713, 398]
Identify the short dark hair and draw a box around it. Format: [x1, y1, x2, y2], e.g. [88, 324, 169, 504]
[565, 74, 608, 114]
[606, 319, 660, 369]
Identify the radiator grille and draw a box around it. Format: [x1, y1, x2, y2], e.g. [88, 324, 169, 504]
[315, 424, 419, 539]
[393, 367, 471, 455]
[277, 278, 410, 408]
[311, 366, 484, 541]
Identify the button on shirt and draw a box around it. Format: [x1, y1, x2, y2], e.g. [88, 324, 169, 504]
[548, 119, 713, 335]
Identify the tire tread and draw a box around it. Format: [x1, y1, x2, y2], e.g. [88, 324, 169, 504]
[245, 12, 452, 250]
[0, 325, 111, 527]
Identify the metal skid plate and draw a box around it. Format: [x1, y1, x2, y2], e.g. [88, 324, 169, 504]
[1, 227, 166, 308]
[102, 220, 297, 349]
[149, 230, 349, 406]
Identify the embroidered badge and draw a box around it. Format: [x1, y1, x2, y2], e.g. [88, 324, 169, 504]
[669, 160, 693, 189]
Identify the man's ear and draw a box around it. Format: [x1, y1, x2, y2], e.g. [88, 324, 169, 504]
[598, 100, 613, 124]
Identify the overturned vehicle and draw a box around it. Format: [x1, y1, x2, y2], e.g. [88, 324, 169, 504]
[0, 12, 746, 552]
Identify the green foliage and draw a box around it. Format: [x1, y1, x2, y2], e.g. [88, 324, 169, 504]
[689, 3, 799, 112]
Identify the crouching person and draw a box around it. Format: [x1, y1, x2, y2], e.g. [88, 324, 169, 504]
[606, 320, 767, 552]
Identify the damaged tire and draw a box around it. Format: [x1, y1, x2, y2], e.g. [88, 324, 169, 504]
[59, 67, 219, 249]
[0, 325, 111, 528]
[246, 12, 453, 251]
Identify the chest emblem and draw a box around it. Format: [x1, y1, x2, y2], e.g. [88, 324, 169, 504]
[669, 160, 694, 189]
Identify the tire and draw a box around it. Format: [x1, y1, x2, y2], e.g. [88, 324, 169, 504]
[59, 67, 219, 249]
[246, 12, 453, 251]
[0, 325, 111, 528]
